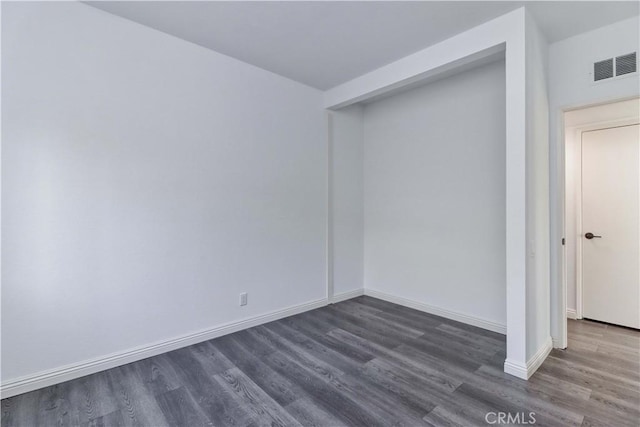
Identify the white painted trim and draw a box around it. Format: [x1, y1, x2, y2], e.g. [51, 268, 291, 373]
[554, 109, 569, 351]
[575, 133, 583, 321]
[330, 288, 364, 304]
[0, 298, 328, 399]
[566, 308, 578, 320]
[504, 336, 552, 379]
[526, 337, 553, 378]
[326, 111, 335, 302]
[364, 289, 506, 335]
[503, 359, 528, 379]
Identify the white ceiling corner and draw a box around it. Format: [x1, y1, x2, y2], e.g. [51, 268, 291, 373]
[85, 1, 640, 90]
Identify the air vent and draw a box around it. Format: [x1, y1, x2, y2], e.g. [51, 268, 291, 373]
[616, 52, 637, 76]
[594, 59, 614, 81]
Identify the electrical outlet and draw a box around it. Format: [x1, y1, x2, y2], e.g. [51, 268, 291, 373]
[239, 292, 248, 306]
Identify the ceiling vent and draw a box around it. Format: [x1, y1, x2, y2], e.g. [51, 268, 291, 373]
[594, 58, 614, 81]
[616, 52, 637, 76]
[593, 52, 637, 82]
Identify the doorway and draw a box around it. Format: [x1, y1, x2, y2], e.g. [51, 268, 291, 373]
[563, 99, 640, 337]
[582, 124, 639, 328]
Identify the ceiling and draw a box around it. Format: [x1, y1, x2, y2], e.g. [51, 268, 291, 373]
[86, 1, 639, 90]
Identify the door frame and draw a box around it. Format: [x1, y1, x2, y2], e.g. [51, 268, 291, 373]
[558, 97, 640, 348]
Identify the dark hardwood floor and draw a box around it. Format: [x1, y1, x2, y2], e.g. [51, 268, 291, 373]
[2, 296, 639, 426]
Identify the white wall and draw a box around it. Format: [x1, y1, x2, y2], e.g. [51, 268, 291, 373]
[330, 106, 364, 298]
[1, 2, 327, 383]
[362, 60, 506, 328]
[524, 11, 551, 360]
[548, 16, 640, 344]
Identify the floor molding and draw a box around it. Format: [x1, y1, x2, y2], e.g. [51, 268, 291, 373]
[505, 336, 553, 380]
[330, 288, 364, 303]
[566, 308, 577, 320]
[363, 289, 506, 335]
[503, 358, 528, 380]
[552, 337, 566, 349]
[525, 336, 553, 379]
[1, 298, 328, 399]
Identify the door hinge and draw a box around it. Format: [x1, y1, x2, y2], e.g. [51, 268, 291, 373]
[562, 238, 565, 245]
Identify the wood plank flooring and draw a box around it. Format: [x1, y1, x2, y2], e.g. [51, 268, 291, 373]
[2, 296, 639, 426]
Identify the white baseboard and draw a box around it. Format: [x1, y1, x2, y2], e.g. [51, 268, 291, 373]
[504, 336, 552, 380]
[330, 288, 364, 303]
[552, 337, 566, 349]
[566, 308, 577, 320]
[1, 298, 328, 399]
[503, 358, 528, 379]
[363, 289, 506, 335]
[525, 336, 553, 378]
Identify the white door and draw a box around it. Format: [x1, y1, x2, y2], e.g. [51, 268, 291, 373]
[582, 124, 639, 329]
